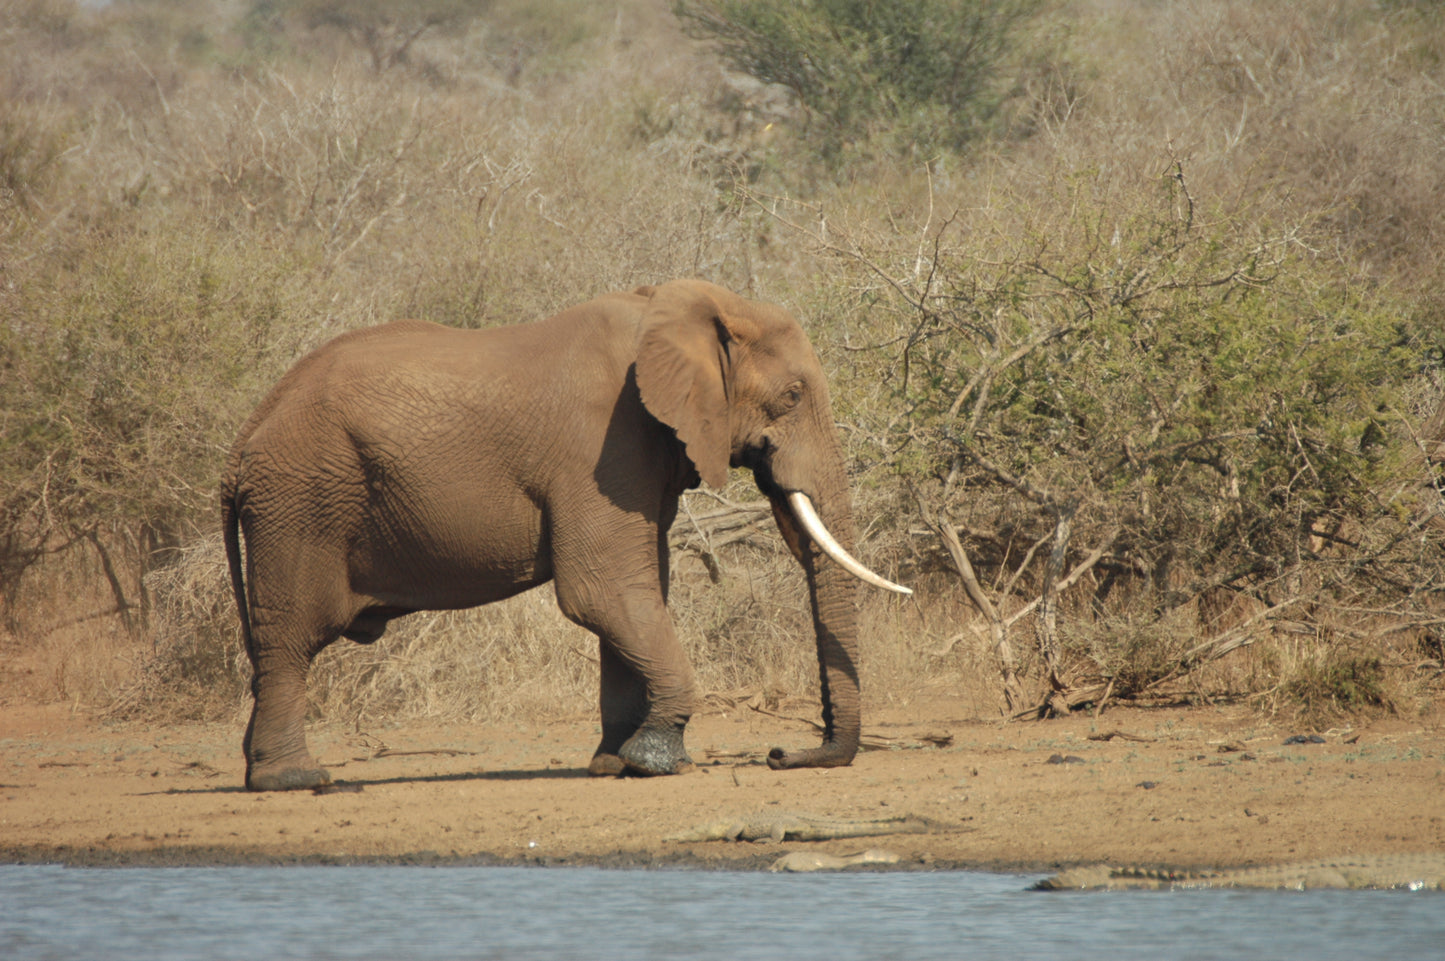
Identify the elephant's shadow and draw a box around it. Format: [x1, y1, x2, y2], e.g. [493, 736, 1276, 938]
[352, 766, 592, 786]
[143, 766, 590, 796]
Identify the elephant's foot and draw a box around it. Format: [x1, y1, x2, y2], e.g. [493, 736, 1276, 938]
[587, 752, 627, 777]
[618, 723, 694, 776]
[246, 761, 332, 792]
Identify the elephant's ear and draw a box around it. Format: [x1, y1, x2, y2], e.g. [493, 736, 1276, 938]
[635, 281, 757, 489]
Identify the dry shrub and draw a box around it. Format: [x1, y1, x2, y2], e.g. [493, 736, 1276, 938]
[131, 488, 856, 728]
[1251, 636, 1407, 728]
[0, 552, 152, 712]
[1032, 0, 1445, 284]
[121, 537, 249, 722]
[1282, 653, 1393, 722]
[758, 0, 1445, 717]
[859, 581, 1010, 716]
[5, 0, 1443, 728]
[1065, 610, 1201, 700]
[1, 0, 751, 653]
[307, 596, 598, 726]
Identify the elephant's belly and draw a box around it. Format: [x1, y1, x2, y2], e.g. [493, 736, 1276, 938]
[360, 555, 553, 611]
[349, 499, 554, 611]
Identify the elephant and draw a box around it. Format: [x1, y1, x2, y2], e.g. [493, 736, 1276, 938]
[221, 278, 909, 791]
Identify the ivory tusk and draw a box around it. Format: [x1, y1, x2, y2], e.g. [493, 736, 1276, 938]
[787, 491, 912, 595]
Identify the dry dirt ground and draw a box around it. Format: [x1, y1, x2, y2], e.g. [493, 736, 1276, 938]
[1, 696, 1442, 873]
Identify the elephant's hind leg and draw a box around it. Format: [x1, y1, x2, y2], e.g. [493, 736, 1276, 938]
[242, 610, 338, 792]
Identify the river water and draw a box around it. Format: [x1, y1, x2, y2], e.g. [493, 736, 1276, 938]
[2, 864, 1441, 960]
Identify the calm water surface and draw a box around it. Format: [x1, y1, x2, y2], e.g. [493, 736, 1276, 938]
[2, 864, 1442, 961]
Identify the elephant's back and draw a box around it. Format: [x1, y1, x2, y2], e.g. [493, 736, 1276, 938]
[227, 321, 444, 444]
[295, 319, 477, 383]
[297, 311, 636, 386]
[245, 294, 647, 419]
[223, 304, 644, 500]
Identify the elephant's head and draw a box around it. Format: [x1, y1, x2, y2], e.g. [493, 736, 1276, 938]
[634, 279, 908, 770]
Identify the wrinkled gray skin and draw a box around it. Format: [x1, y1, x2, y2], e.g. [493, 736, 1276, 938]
[222, 280, 866, 790]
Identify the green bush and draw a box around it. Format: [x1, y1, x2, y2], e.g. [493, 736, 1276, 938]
[3, 0, 1442, 723]
[797, 158, 1442, 710]
[282, 0, 483, 71]
[0, 228, 299, 619]
[674, 0, 1045, 163]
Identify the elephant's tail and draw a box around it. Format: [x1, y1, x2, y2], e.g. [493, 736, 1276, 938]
[221, 484, 254, 659]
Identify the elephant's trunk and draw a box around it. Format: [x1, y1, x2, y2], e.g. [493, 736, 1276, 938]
[764, 481, 866, 770]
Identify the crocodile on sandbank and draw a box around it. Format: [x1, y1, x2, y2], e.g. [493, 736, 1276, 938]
[1036, 853, 1445, 891]
[768, 849, 902, 872]
[665, 811, 936, 843]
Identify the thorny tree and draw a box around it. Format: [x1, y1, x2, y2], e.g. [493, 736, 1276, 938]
[747, 160, 1445, 714]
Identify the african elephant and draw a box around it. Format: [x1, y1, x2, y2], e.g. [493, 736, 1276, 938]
[221, 279, 908, 791]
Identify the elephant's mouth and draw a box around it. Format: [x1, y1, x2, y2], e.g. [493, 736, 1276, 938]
[735, 441, 777, 492]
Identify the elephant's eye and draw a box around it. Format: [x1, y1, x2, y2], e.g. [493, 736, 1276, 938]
[782, 383, 804, 410]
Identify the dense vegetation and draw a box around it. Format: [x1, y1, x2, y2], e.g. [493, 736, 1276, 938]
[2, 0, 1441, 726]
[675, 0, 1046, 161]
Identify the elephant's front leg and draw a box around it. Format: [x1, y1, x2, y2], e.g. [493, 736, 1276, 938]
[553, 540, 697, 777]
[577, 605, 698, 777]
[598, 621, 696, 776]
[588, 642, 650, 776]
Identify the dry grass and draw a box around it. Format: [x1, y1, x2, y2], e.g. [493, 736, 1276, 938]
[124, 485, 949, 727]
[3, 0, 1442, 728]
[1026, 0, 1445, 283]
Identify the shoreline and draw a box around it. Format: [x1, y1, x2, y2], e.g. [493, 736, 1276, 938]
[0, 845, 1039, 873]
[3, 698, 1442, 875]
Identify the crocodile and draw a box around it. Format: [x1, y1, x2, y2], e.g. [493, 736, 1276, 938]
[769, 848, 902, 872]
[664, 811, 935, 843]
[1035, 853, 1445, 891]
